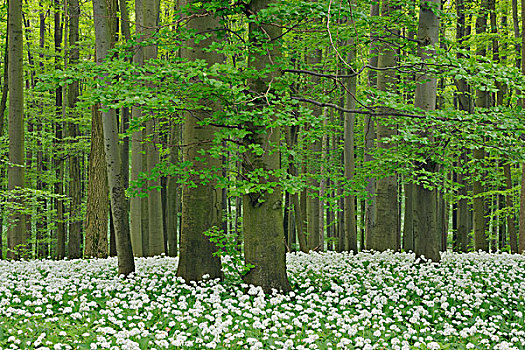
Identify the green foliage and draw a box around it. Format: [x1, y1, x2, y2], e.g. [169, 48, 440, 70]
[203, 226, 254, 285]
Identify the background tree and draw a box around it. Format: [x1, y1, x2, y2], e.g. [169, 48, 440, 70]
[7, 0, 25, 259]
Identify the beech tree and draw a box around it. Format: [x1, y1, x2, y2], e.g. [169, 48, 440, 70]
[176, 0, 223, 282]
[92, 0, 134, 275]
[2, 0, 525, 282]
[413, 0, 440, 262]
[242, 0, 291, 293]
[7, 0, 25, 259]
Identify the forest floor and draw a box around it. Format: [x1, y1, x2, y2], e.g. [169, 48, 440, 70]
[0, 250, 523, 349]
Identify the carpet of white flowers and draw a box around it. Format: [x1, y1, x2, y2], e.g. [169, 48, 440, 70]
[0, 251, 525, 350]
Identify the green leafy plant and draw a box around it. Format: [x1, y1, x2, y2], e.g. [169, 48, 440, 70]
[203, 226, 254, 284]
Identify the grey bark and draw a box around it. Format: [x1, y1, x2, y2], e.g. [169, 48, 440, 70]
[473, 0, 488, 252]
[344, 39, 357, 252]
[130, 0, 144, 257]
[413, 0, 441, 262]
[367, 0, 399, 251]
[403, 182, 414, 251]
[364, 1, 379, 248]
[306, 50, 322, 252]
[93, 0, 135, 275]
[7, 0, 26, 259]
[67, 0, 82, 259]
[504, 164, 518, 252]
[166, 123, 180, 257]
[143, 0, 164, 256]
[84, 106, 109, 258]
[242, 0, 291, 293]
[176, 1, 223, 281]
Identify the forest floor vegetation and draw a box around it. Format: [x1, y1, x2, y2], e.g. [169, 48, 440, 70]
[0, 251, 523, 349]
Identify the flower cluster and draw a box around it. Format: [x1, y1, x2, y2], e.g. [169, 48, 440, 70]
[0, 251, 523, 349]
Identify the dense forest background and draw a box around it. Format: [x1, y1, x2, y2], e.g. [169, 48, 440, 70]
[2, 0, 525, 290]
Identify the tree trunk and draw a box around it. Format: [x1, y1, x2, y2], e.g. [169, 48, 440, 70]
[93, 0, 135, 275]
[364, 1, 379, 247]
[504, 163, 518, 253]
[176, 1, 223, 281]
[142, 0, 164, 256]
[166, 122, 180, 257]
[455, 0, 472, 253]
[7, 0, 26, 259]
[519, 0, 525, 254]
[306, 51, 321, 252]
[413, 0, 440, 262]
[67, 0, 82, 259]
[243, 0, 290, 293]
[403, 182, 414, 251]
[53, 0, 65, 260]
[518, 163, 525, 254]
[343, 36, 357, 252]
[367, 0, 399, 252]
[84, 106, 109, 258]
[130, 0, 144, 257]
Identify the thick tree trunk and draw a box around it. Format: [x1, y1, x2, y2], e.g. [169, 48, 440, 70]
[7, 0, 25, 259]
[176, 1, 223, 281]
[84, 106, 109, 258]
[413, 0, 440, 262]
[367, 0, 399, 252]
[93, 0, 135, 275]
[243, 0, 290, 293]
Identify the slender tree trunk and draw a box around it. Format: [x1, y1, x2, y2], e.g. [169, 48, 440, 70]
[67, 0, 82, 259]
[243, 0, 290, 293]
[286, 125, 307, 252]
[513, 0, 521, 68]
[455, 0, 472, 252]
[364, 1, 379, 247]
[35, 3, 48, 259]
[504, 163, 518, 252]
[166, 122, 180, 257]
[403, 182, 414, 251]
[343, 36, 357, 252]
[119, 0, 131, 231]
[519, 0, 525, 254]
[93, 0, 135, 275]
[142, 0, 164, 256]
[306, 52, 321, 252]
[130, 0, 144, 257]
[176, 1, 223, 281]
[520, 164, 525, 253]
[54, 0, 65, 259]
[318, 113, 327, 252]
[472, 0, 489, 252]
